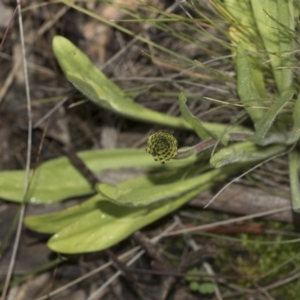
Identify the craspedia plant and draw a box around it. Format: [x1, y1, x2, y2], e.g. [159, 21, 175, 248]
[146, 131, 178, 163]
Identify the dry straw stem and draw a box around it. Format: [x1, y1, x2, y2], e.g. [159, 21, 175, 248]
[1, 1, 33, 300]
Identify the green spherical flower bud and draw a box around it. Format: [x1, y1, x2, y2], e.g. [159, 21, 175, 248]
[146, 131, 178, 163]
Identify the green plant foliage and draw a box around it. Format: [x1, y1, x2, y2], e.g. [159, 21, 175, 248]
[239, 232, 300, 299]
[97, 171, 210, 207]
[52, 36, 192, 129]
[225, 0, 267, 98]
[250, 90, 294, 145]
[25, 162, 246, 253]
[25, 167, 206, 234]
[1, 0, 299, 257]
[236, 43, 264, 123]
[185, 268, 215, 294]
[25, 194, 102, 234]
[288, 93, 300, 143]
[210, 142, 285, 168]
[26, 181, 210, 253]
[0, 149, 198, 204]
[52, 36, 253, 135]
[251, 0, 294, 93]
[209, 222, 300, 299]
[178, 93, 228, 143]
[46, 187, 203, 253]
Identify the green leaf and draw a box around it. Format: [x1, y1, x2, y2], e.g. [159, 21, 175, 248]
[25, 194, 103, 234]
[236, 43, 264, 123]
[277, 0, 294, 92]
[97, 173, 209, 206]
[52, 36, 191, 129]
[289, 150, 300, 213]
[198, 282, 215, 294]
[0, 149, 199, 204]
[27, 165, 241, 253]
[288, 93, 300, 144]
[179, 93, 220, 141]
[47, 186, 206, 253]
[250, 90, 294, 145]
[178, 92, 251, 143]
[25, 167, 200, 233]
[185, 268, 200, 282]
[97, 163, 210, 207]
[251, 0, 294, 93]
[251, 0, 280, 88]
[210, 142, 285, 168]
[179, 93, 231, 145]
[225, 0, 267, 98]
[189, 281, 200, 292]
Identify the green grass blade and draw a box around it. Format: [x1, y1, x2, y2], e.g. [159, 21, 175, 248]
[277, 0, 294, 92]
[52, 36, 191, 129]
[250, 90, 294, 145]
[288, 93, 300, 144]
[224, 0, 266, 98]
[289, 150, 300, 213]
[251, 0, 294, 93]
[251, 0, 280, 89]
[236, 43, 264, 123]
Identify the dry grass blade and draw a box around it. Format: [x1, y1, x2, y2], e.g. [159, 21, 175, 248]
[1, 1, 33, 300]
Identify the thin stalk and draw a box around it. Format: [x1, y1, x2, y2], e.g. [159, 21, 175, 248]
[1, 1, 33, 299]
[176, 132, 253, 159]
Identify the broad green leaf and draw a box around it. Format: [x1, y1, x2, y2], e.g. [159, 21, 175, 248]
[46, 165, 240, 253]
[0, 149, 198, 204]
[178, 93, 229, 144]
[46, 189, 199, 253]
[52, 36, 191, 129]
[97, 183, 120, 200]
[210, 142, 286, 168]
[250, 90, 294, 145]
[236, 43, 264, 123]
[97, 163, 210, 207]
[289, 150, 300, 213]
[97, 173, 209, 206]
[24, 167, 204, 233]
[49, 203, 146, 253]
[25, 194, 103, 234]
[53, 36, 251, 135]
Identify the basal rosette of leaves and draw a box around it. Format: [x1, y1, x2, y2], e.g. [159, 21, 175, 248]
[0, 0, 299, 254]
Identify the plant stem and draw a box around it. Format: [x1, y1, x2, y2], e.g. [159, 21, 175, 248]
[176, 132, 253, 159]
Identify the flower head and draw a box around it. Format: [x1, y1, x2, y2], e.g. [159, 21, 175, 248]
[146, 131, 178, 163]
